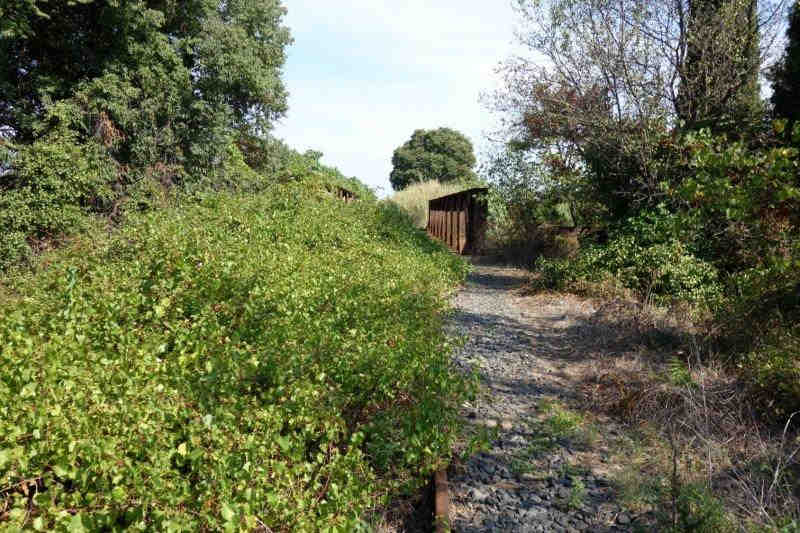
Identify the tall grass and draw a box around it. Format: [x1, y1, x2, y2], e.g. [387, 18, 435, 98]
[388, 180, 477, 228]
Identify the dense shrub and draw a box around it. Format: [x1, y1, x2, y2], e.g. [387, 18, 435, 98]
[743, 328, 800, 420]
[0, 128, 115, 269]
[0, 0, 296, 273]
[535, 207, 722, 304]
[480, 144, 592, 264]
[0, 181, 470, 531]
[661, 483, 732, 533]
[0, 123, 372, 272]
[677, 130, 800, 273]
[1, 0, 290, 170]
[536, 238, 721, 304]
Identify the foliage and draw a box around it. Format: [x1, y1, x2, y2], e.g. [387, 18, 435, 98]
[743, 327, 800, 419]
[189, 144, 375, 202]
[390, 128, 477, 191]
[388, 179, 481, 228]
[661, 483, 732, 533]
[295, 151, 375, 201]
[536, 235, 722, 304]
[0, 0, 291, 238]
[0, 112, 373, 271]
[494, 1, 679, 220]
[1, 0, 291, 148]
[0, 181, 471, 531]
[671, 132, 800, 420]
[0, 125, 115, 269]
[535, 203, 722, 304]
[677, 0, 762, 131]
[676, 129, 800, 272]
[770, 0, 800, 139]
[491, 0, 786, 223]
[0, 0, 296, 271]
[480, 144, 588, 263]
[236, 134, 304, 177]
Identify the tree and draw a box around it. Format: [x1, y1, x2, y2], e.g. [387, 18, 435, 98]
[0, 0, 291, 175]
[389, 128, 477, 191]
[677, 0, 762, 130]
[491, 0, 787, 221]
[770, 0, 800, 140]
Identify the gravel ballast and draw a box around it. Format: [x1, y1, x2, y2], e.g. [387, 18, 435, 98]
[445, 262, 644, 533]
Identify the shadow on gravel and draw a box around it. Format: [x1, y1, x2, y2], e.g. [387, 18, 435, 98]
[447, 265, 655, 532]
[466, 271, 528, 291]
[450, 308, 597, 364]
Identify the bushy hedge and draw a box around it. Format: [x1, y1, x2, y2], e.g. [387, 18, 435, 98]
[0, 128, 115, 269]
[535, 207, 722, 305]
[0, 127, 373, 273]
[0, 181, 470, 531]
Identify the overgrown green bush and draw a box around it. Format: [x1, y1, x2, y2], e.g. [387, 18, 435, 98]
[535, 207, 722, 304]
[743, 327, 800, 420]
[0, 181, 470, 531]
[657, 483, 732, 533]
[677, 130, 800, 274]
[0, 0, 298, 273]
[0, 128, 115, 270]
[0, 122, 372, 273]
[481, 145, 588, 264]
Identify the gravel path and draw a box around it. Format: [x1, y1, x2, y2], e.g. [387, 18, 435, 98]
[446, 263, 642, 533]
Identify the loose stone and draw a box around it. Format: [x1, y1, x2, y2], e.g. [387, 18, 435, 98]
[447, 264, 635, 532]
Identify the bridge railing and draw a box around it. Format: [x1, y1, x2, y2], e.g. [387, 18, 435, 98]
[427, 187, 488, 255]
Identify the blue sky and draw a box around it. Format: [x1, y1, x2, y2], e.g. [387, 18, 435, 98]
[273, 1, 519, 196]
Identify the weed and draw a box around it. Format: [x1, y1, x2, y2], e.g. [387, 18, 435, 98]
[568, 477, 587, 510]
[0, 181, 471, 530]
[544, 406, 584, 438]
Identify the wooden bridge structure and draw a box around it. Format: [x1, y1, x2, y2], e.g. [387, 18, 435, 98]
[426, 187, 488, 255]
[335, 186, 357, 203]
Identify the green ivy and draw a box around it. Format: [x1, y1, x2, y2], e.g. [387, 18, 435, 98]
[0, 127, 115, 270]
[0, 181, 470, 531]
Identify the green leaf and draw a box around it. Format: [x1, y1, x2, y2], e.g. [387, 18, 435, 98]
[275, 435, 291, 453]
[221, 502, 235, 522]
[68, 514, 86, 533]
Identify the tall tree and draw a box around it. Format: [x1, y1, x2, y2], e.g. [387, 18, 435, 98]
[390, 128, 477, 191]
[677, 0, 762, 130]
[770, 0, 800, 140]
[491, 0, 786, 220]
[0, 0, 291, 174]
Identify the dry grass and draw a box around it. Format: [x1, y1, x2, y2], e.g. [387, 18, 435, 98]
[510, 282, 800, 530]
[362, 482, 434, 533]
[574, 300, 800, 530]
[388, 180, 476, 228]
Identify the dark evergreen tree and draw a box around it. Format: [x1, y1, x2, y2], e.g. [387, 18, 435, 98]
[677, 0, 762, 131]
[770, 0, 800, 141]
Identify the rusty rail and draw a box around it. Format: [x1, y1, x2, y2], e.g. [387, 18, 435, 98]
[427, 187, 488, 255]
[434, 469, 451, 532]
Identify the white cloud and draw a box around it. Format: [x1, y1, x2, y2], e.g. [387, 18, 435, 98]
[274, 1, 519, 195]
